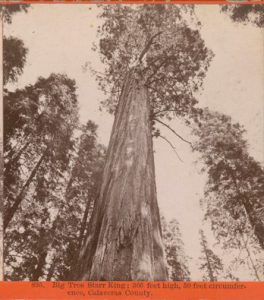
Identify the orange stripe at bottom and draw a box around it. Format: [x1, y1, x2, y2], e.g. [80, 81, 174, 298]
[0, 281, 263, 300]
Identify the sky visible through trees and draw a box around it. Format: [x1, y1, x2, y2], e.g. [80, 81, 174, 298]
[3, 4, 264, 280]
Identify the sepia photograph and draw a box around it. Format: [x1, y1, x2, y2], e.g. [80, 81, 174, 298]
[1, 3, 264, 282]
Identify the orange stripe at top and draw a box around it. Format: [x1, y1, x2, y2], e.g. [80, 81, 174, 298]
[1, 0, 264, 5]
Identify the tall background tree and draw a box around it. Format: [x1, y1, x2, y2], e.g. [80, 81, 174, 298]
[161, 216, 191, 281]
[199, 229, 224, 281]
[4, 73, 79, 229]
[4, 118, 105, 281]
[0, 3, 29, 281]
[193, 108, 264, 280]
[2, 4, 107, 281]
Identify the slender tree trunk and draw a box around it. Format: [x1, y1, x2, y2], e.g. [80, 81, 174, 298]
[78, 193, 93, 250]
[0, 11, 4, 281]
[4, 141, 30, 174]
[229, 169, 264, 249]
[240, 231, 261, 281]
[200, 232, 215, 281]
[74, 68, 168, 280]
[4, 150, 47, 230]
[67, 196, 94, 281]
[241, 199, 264, 250]
[46, 255, 57, 281]
[31, 249, 48, 281]
[33, 216, 60, 281]
[203, 249, 215, 281]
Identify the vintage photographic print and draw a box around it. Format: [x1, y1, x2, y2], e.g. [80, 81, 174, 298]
[0, 3, 263, 282]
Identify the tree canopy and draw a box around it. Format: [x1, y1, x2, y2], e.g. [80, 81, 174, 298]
[95, 5, 213, 120]
[3, 36, 28, 85]
[221, 5, 264, 28]
[0, 4, 29, 24]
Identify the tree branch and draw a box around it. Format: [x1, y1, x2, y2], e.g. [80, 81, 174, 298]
[146, 57, 169, 82]
[138, 31, 162, 63]
[154, 118, 193, 148]
[145, 85, 164, 101]
[147, 74, 166, 87]
[159, 135, 183, 162]
[153, 109, 179, 117]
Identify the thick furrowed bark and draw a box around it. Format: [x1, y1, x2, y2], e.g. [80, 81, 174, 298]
[74, 69, 168, 281]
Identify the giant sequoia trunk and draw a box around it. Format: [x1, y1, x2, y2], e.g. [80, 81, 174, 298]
[74, 68, 168, 280]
